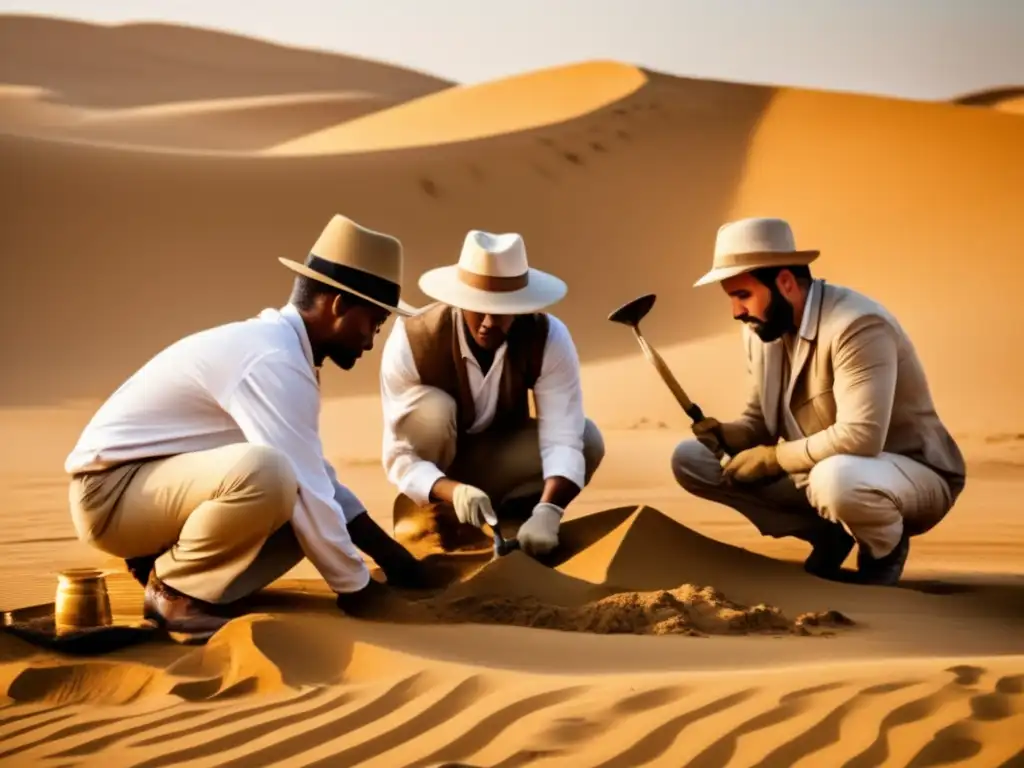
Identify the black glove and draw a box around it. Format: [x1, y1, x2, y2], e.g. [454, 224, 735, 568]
[344, 511, 444, 590]
[380, 555, 450, 590]
[335, 578, 393, 618]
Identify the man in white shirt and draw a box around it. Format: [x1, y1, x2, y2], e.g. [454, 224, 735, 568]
[380, 229, 605, 557]
[65, 214, 431, 640]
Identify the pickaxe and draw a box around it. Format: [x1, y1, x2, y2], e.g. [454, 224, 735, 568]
[608, 293, 731, 463]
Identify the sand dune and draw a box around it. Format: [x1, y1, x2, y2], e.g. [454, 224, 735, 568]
[3, 64, 1023, 436]
[0, 14, 452, 107]
[267, 60, 650, 154]
[0, 14, 452, 150]
[0, 90, 401, 151]
[3, 505, 1023, 764]
[2, 635, 1020, 766]
[952, 86, 1024, 114]
[1, 14, 1023, 767]
[994, 98, 1024, 114]
[2, 502, 1022, 764]
[0, 86, 81, 130]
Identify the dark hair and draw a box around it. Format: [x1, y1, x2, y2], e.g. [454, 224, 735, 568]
[289, 275, 376, 312]
[749, 264, 812, 289]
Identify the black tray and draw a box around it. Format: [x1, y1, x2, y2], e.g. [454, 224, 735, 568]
[2, 603, 159, 656]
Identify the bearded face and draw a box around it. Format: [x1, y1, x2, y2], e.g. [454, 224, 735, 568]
[721, 272, 799, 342]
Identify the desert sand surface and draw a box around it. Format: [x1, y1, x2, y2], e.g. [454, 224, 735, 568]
[2, 14, 1023, 767]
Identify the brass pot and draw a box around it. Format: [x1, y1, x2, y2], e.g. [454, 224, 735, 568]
[55, 567, 112, 633]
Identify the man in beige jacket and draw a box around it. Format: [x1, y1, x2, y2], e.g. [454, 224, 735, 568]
[671, 217, 966, 586]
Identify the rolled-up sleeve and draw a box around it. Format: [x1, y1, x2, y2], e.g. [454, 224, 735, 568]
[776, 314, 898, 474]
[533, 315, 587, 489]
[225, 352, 370, 594]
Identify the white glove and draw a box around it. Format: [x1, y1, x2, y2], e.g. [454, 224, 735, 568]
[451, 484, 495, 528]
[516, 502, 563, 556]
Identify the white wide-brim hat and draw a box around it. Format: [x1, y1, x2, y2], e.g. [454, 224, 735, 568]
[279, 214, 419, 316]
[694, 217, 819, 287]
[418, 230, 567, 315]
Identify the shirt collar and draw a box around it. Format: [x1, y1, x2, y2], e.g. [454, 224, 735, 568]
[797, 278, 824, 341]
[280, 303, 316, 371]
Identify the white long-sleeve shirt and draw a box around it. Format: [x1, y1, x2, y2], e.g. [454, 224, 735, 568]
[64, 304, 370, 594]
[380, 307, 586, 506]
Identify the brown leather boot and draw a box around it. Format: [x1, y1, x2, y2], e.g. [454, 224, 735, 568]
[143, 574, 234, 640]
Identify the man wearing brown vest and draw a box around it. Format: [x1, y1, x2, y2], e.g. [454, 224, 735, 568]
[380, 230, 604, 556]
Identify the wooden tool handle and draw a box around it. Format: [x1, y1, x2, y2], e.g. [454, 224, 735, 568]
[636, 334, 695, 412]
[635, 332, 731, 461]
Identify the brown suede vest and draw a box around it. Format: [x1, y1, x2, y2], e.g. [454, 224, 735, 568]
[403, 303, 549, 435]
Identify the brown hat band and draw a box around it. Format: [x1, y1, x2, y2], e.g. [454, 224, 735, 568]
[457, 267, 529, 292]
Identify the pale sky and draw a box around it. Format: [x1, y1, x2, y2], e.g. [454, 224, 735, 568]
[1, 0, 1021, 100]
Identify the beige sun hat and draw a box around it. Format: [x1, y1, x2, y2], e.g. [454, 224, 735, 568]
[279, 214, 418, 316]
[417, 230, 567, 315]
[693, 217, 820, 287]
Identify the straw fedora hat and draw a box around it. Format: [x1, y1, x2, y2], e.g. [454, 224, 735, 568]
[279, 214, 418, 316]
[693, 217, 819, 287]
[417, 230, 567, 315]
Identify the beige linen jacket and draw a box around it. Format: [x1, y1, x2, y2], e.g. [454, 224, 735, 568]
[726, 279, 966, 501]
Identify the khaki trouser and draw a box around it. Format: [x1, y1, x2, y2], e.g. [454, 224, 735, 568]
[670, 439, 954, 558]
[396, 386, 605, 508]
[68, 443, 351, 604]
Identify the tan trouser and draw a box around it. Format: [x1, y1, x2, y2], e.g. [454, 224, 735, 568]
[671, 439, 954, 558]
[396, 386, 605, 507]
[68, 443, 303, 604]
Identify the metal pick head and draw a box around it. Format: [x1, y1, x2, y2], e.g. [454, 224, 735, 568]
[608, 293, 657, 327]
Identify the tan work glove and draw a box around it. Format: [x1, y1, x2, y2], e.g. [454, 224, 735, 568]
[721, 444, 783, 484]
[451, 483, 496, 528]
